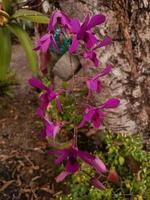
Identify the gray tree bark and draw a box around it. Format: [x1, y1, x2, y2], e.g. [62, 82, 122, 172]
[50, 0, 150, 148]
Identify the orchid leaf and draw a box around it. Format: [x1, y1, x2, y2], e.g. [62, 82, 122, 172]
[0, 27, 11, 81]
[7, 23, 38, 74]
[11, 9, 49, 24]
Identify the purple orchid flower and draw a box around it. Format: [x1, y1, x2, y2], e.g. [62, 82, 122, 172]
[48, 10, 72, 33]
[49, 145, 107, 182]
[34, 33, 59, 53]
[83, 36, 111, 67]
[29, 77, 62, 112]
[90, 177, 105, 190]
[78, 98, 120, 128]
[86, 64, 112, 95]
[36, 107, 60, 139]
[69, 14, 106, 53]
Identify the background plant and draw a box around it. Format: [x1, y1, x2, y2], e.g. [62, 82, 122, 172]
[56, 132, 150, 200]
[0, 0, 49, 81]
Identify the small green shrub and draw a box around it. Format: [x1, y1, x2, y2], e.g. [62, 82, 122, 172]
[56, 133, 150, 200]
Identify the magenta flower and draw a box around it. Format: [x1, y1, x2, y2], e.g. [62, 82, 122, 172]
[78, 98, 120, 128]
[42, 118, 60, 139]
[90, 177, 105, 190]
[48, 10, 71, 32]
[83, 36, 111, 67]
[34, 33, 59, 53]
[69, 14, 106, 53]
[49, 146, 107, 182]
[29, 77, 62, 112]
[86, 64, 112, 95]
[36, 107, 60, 139]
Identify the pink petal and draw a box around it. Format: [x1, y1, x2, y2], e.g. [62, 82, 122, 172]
[41, 38, 51, 53]
[29, 77, 47, 90]
[94, 36, 111, 50]
[99, 64, 112, 77]
[92, 110, 104, 128]
[65, 161, 80, 173]
[91, 178, 105, 190]
[55, 150, 69, 165]
[93, 157, 107, 174]
[69, 37, 79, 53]
[55, 171, 70, 182]
[101, 98, 120, 109]
[78, 109, 95, 128]
[70, 18, 81, 33]
[77, 15, 90, 39]
[36, 107, 45, 118]
[87, 14, 106, 29]
[78, 150, 95, 165]
[84, 31, 98, 49]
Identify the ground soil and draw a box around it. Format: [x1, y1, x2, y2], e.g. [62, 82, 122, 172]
[0, 45, 64, 200]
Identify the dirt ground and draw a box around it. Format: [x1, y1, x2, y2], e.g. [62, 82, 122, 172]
[0, 45, 64, 200]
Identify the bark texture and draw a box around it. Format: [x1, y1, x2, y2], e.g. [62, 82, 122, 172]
[50, 0, 150, 148]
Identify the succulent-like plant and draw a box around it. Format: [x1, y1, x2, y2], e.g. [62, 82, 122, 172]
[0, 0, 49, 81]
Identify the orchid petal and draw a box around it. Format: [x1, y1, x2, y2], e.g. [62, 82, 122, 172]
[45, 120, 59, 139]
[51, 35, 59, 52]
[78, 150, 95, 165]
[55, 150, 69, 165]
[91, 178, 105, 190]
[70, 18, 81, 33]
[87, 14, 106, 29]
[55, 96, 62, 112]
[69, 37, 79, 53]
[78, 109, 95, 128]
[48, 10, 71, 32]
[77, 15, 90, 39]
[93, 157, 107, 174]
[84, 51, 99, 67]
[55, 171, 70, 182]
[36, 107, 45, 118]
[94, 36, 111, 50]
[99, 64, 112, 77]
[65, 160, 80, 173]
[84, 31, 98, 49]
[29, 77, 47, 90]
[86, 79, 102, 94]
[41, 38, 51, 53]
[101, 98, 120, 109]
[92, 110, 104, 128]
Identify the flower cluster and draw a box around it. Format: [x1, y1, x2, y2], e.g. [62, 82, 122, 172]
[30, 10, 120, 190]
[34, 10, 111, 73]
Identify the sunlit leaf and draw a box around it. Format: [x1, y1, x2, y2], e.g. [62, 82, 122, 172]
[0, 27, 11, 80]
[7, 23, 38, 74]
[11, 9, 49, 24]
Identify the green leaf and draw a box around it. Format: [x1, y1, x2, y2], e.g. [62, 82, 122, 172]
[7, 23, 38, 74]
[2, 0, 12, 13]
[119, 156, 125, 165]
[11, 9, 49, 24]
[0, 27, 11, 81]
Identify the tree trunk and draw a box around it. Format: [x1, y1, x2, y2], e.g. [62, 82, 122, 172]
[50, 0, 150, 148]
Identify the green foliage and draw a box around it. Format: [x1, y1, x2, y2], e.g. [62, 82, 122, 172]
[11, 9, 49, 24]
[0, 26, 11, 80]
[7, 23, 37, 74]
[0, 1, 49, 81]
[0, 71, 17, 96]
[57, 133, 150, 200]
